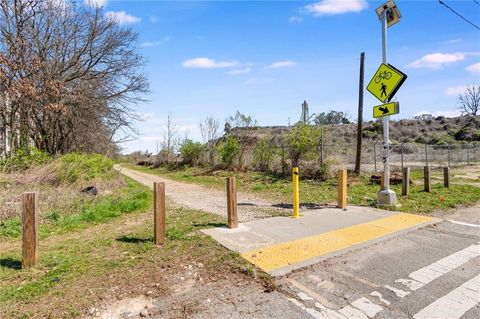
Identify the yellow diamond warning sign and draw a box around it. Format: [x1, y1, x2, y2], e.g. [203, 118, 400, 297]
[367, 63, 407, 103]
[373, 102, 399, 118]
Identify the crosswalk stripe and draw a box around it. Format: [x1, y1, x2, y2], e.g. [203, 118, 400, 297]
[447, 220, 480, 228]
[405, 244, 480, 290]
[350, 297, 383, 317]
[413, 274, 480, 319]
[338, 305, 369, 319]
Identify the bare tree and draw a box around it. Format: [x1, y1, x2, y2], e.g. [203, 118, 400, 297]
[199, 116, 220, 165]
[200, 116, 220, 143]
[0, 0, 149, 156]
[458, 84, 480, 116]
[159, 113, 178, 163]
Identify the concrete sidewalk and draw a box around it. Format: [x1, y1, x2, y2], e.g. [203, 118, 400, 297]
[202, 206, 438, 276]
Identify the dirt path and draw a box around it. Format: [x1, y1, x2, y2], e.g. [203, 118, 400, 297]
[115, 165, 288, 222]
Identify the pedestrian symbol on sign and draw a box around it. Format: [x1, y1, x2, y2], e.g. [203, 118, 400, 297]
[381, 83, 387, 98]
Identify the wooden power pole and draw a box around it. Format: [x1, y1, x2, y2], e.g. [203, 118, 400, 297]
[354, 52, 365, 175]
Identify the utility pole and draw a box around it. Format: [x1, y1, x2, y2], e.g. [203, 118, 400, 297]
[354, 52, 365, 175]
[377, 5, 396, 205]
[300, 100, 309, 124]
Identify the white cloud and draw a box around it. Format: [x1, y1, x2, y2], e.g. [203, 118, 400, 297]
[446, 85, 468, 96]
[414, 110, 461, 118]
[267, 60, 297, 69]
[106, 11, 141, 24]
[407, 52, 465, 69]
[227, 67, 251, 75]
[182, 57, 238, 69]
[304, 0, 368, 16]
[289, 16, 303, 23]
[466, 62, 480, 73]
[445, 38, 461, 44]
[149, 15, 159, 23]
[84, 0, 107, 7]
[141, 36, 171, 48]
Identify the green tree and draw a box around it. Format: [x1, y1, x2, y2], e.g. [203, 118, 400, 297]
[314, 111, 350, 125]
[179, 140, 204, 166]
[285, 123, 322, 166]
[253, 138, 275, 171]
[217, 136, 240, 168]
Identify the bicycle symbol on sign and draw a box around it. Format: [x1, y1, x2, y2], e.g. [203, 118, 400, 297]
[374, 70, 392, 83]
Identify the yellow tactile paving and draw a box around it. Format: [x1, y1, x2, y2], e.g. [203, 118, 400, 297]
[241, 213, 433, 272]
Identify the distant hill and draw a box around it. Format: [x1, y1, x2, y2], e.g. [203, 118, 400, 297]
[227, 115, 480, 146]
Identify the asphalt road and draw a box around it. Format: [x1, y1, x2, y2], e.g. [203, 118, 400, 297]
[276, 208, 480, 319]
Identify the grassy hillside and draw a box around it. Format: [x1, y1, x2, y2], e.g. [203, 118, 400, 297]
[227, 115, 480, 146]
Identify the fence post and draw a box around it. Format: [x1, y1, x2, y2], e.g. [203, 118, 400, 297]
[424, 143, 428, 167]
[443, 167, 450, 188]
[448, 144, 451, 167]
[467, 143, 470, 165]
[338, 169, 347, 209]
[402, 167, 410, 196]
[226, 177, 238, 228]
[281, 145, 286, 175]
[400, 143, 404, 172]
[424, 166, 431, 193]
[22, 192, 39, 268]
[373, 142, 377, 173]
[320, 127, 324, 165]
[154, 182, 166, 246]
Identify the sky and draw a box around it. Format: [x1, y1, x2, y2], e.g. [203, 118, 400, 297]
[84, 0, 480, 153]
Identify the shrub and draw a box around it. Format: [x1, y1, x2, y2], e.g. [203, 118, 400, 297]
[179, 140, 204, 166]
[253, 139, 275, 171]
[0, 147, 50, 172]
[57, 153, 114, 183]
[217, 136, 240, 168]
[285, 123, 322, 166]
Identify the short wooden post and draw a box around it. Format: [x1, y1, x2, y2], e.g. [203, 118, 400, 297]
[226, 177, 238, 228]
[22, 192, 39, 268]
[338, 169, 347, 209]
[443, 167, 450, 188]
[424, 166, 431, 192]
[402, 167, 410, 196]
[154, 182, 166, 245]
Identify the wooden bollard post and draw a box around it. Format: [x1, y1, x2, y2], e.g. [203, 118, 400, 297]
[338, 169, 347, 209]
[22, 192, 39, 268]
[154, 182, 166, 246]
[402, 167, 410, 196]
[424, 166, 431, 193]
[226, 177, 238, 228]
[443, 167, 450, 188]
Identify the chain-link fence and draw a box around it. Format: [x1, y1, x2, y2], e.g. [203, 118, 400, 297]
[202, 142, 480, 175]
[320, 142, 480, 173]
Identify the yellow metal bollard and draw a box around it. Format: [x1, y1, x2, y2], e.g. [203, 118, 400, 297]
[338, 169, 347, 209]
[292, 167, 300, 218]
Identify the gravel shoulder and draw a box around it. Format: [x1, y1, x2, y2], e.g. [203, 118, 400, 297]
[115, 165, 289, 222]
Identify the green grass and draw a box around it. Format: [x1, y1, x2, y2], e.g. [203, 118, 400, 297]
[127, 164, 480, 214]
[0, 178, 151, 240]
[0, 204, 249, 317]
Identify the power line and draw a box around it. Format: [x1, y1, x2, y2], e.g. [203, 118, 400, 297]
[473, 0, 480, 7]
[437, 0, 480, 30]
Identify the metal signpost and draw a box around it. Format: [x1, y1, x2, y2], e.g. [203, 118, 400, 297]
[370, 0, 406, 206]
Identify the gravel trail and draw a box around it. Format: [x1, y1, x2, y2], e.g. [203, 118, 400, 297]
[115, 165, 288, 222]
